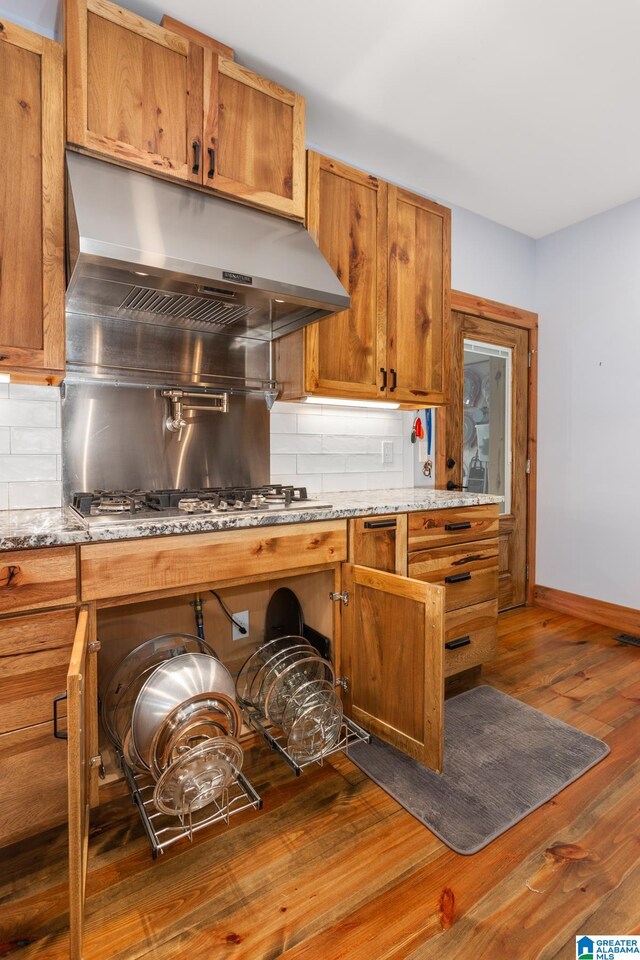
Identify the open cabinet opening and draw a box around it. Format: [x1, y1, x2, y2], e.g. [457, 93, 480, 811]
[95, 570, 339, 784]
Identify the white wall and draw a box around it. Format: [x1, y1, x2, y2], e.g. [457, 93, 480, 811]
[536, 198, 640, 608]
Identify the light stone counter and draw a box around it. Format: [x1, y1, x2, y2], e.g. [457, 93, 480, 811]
[0, 489, 502, 551]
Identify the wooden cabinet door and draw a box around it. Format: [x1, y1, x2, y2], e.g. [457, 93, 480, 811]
[304, 153, 388, 400]
[66, 0, 204, 183]
[68, 606, 98, 960]
[341, 564, 444, 771]
[203, 56, 305, 219]
[0, 19, 64, 378]
[387, 185, 450, 405]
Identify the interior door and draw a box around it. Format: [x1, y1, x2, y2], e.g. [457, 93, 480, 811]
[68, 606, 98, 960]
[443, 312, 529, 610]
[341, 564, 444, 772]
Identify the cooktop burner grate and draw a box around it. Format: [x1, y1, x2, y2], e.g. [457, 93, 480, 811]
[70, 485, 330, 525]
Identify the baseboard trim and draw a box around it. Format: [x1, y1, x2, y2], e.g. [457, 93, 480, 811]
[534, 584, 640, 635]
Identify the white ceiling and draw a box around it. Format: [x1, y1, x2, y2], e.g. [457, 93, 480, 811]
[4, 0, 640, 237]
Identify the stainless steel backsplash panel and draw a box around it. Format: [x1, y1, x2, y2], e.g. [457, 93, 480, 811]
[65, 313, 273, 389]
[62, 378, 270, 500]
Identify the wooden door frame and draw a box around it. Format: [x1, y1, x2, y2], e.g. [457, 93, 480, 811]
[436, 290, 538, 605]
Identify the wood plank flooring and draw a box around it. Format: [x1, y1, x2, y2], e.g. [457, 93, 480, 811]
[2, 605, 640, 959]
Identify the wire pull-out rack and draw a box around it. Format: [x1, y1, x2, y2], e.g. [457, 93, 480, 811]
[245, 711, 371, 776]
[119, 752, 263, 859]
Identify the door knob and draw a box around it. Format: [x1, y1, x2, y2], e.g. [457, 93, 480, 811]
[446, 458, 456, 469]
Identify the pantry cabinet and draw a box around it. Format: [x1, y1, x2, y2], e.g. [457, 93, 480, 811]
[276, 152, 451, 407]
[0, 18, 65, 382]
[65, 0, 306, 217]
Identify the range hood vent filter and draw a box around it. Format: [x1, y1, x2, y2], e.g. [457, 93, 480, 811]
[119, 285, 255, 329]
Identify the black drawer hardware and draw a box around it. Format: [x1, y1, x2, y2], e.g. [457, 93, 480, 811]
[444, 521, 472, 532]
[379, 367, 387, 391]
[192, 140, 201, 175]
[445, 572, 472, 584]
[389, 368, 397, 392]
[445, 635, 471, 650]
[364, 519, 396, 529]
[53, 692, 68, 740]
[207, 147, 216, 179]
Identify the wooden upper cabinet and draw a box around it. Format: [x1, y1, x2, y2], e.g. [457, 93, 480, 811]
[276, 153, 451, 408]
[277, 152, 388, 400]
[387, 186, 451, 405]
[203, 56, 306, 219]
[0, 19, 64, 380]
[65, 2, 306, 217]
[65, 0, 204, 182]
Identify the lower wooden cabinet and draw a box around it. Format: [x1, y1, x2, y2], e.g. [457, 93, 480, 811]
[444, 600, 498, 678]
[348, 514, 407, 575]
[0, 721, 68, 846]
[407, 538, 499, 611]
[341, 563, 444, 771]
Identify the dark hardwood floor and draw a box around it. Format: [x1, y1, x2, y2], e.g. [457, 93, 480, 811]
[2, 605, 640, 959]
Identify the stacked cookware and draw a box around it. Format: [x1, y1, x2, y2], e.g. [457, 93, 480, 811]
[102, 633, 244, 819]
[236, 635, 343, 763]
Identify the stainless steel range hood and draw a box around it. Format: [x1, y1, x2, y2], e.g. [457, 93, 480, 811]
[65, 152, 349, 342]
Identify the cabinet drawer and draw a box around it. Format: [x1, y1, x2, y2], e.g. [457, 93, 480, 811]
[0, 609, 76, 734]
[444, 600, 498, 678]
[0, 721, 68, 847]
[0, 547, 77, 615]
[408, 538, 498, 611]
[407, 505, 499, 551]
[348, 515, 407, 575]
[80, 521, 347, 602]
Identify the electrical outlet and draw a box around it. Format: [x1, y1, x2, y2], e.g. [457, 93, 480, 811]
[381, 440, 393, 464]
[232, 610, 249, 642]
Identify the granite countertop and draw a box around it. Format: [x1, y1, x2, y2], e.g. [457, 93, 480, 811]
[0, 489, 502, 551]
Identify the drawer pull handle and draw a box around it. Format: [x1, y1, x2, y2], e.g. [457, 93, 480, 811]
[445, 572, 472, 584]
[192, 140, 201, 175]
[53, 692, 68, 740]
[445, 635, 471, 650]
[207, 147, 216, 179]
[0, 564, 20, 587]
[364, 519, 396, 529]
[380, 367, 387, 391]
[444, 521, 472, 532]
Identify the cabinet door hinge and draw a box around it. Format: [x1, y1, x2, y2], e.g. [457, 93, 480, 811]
[329, 591, 349, 606]
[526, 564, 530, 582]
[525, 458, 531, 474]
[88, 640, 101, 653]
[90, 754, 106, 779]
[336, 677, 350, 693]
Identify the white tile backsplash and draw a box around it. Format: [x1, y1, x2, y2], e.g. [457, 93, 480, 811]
[8, 481, 62, 509]
[269, 401, 414, 494]
[0, 386, 63, 509]
[10, 427, 62, 454]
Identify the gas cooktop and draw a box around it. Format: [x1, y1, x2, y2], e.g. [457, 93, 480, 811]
[70, 485, 331, 527]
